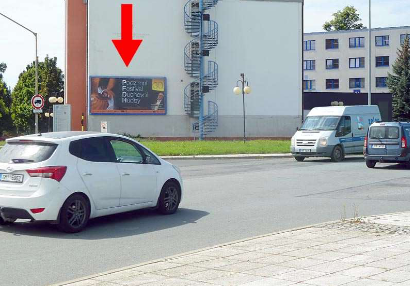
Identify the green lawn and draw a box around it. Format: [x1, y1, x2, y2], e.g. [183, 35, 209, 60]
[0, 139, 291, 156]
[140, 140, 291, 156]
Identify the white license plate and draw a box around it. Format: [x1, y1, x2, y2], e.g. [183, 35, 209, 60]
[372, 145, 386, 149]
[0, 173, 24, 183]
[300, 149, 311, 153]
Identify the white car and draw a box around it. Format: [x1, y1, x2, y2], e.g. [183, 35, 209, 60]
[0, 132, 183, 233]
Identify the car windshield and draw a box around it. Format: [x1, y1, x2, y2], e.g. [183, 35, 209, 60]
[369, 126, 399, 139]
[300, 116, 340, 131]
[0, 142, 58, 164]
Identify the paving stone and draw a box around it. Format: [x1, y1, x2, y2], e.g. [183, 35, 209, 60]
[308, 251, 352, 262]
[191, 258, 240, 269]
[141, 278, 209, 286]
[228, 251, 271, 262]
[242, 264, 295, 277]
[337, 254, 382, 265]
[200, 247, 248, 258]
[182, 269, 233, 283]
[338, 266, 387, 278]
[365, 257, 410, 270]
[342, 278, 395, 286]
[303, 273, 357, 286]
[217, 261, 266, 273]
[370, 270, 410, 283]
[284, 248, 327, 258]
[168, 254, 216, 265]
[306, 260, 356, 273]
[241, 277, 295, 286]
[109, 273, 167, 286]
[152, 265, 207, 278]
[278, 257, 326, 269]
[272, 269, 326, 283]
[253, 254, 298, 265]
[129, 262, 181, 273]
[64, 280, 117, 286]
[209, 273, 264, 286]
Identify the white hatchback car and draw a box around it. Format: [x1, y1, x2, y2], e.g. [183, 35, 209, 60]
[0, 132, 183, 233]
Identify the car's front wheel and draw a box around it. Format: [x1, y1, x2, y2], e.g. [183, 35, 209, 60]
[366, 160, 376, 168]
[331, 145, 344, 162]
[294, 156, 305, 162]
[58, 194, 90, 233]
[157, 181, 181, 215]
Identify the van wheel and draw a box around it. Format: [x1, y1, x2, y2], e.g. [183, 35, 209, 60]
[294, 157, 305, 162]
[331, 146, 344, 162]
[157, 181, 181, 215]
[57, 194, 90, 233]
[366, 160, 376, 168]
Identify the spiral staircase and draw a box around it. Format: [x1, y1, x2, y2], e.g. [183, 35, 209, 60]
[183, 0, 219, 138]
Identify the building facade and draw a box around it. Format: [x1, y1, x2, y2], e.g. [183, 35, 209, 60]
[65, 0, 303, 139]
[303, 26, 410, 94]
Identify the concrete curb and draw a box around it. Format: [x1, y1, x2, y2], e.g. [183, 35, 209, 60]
[161, 153, 293, 160]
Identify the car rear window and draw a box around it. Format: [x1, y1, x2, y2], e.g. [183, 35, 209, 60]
[369, 126, 399, 139]
[0, 142, 58, 164]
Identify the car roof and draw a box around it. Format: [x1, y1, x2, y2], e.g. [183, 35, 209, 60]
[371, 122, 410, 127]
[6, 132, 125, 143]
[308, 105, 380, 116]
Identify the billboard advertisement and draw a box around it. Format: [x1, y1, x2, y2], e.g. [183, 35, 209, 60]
[89, 76, 166, 115]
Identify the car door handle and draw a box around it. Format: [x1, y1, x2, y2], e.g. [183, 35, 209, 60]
[83, 172, 92, 176]
[121, 172, 130, 176]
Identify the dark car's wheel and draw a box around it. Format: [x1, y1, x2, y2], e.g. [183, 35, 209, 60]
[157, 181, 181, 215]
[331, 145, 344, 162]
[366, 160, 376, 168]
[294, 156, 305, 162]
[58, 194, 90, 233]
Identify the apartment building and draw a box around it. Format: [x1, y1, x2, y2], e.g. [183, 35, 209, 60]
[303, 26, 410, 94]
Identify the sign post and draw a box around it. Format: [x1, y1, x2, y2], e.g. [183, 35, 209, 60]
[31, 94, 44, 133]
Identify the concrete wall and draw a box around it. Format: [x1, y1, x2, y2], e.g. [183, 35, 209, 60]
[87, 0, 302, 137]
[304, 26, 410, 93]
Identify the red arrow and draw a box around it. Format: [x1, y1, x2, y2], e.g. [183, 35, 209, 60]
[112, 4, 143, 67]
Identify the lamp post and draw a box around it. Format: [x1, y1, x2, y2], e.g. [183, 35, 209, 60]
[0, 12, 39, 133]
[233, 73, 252, 143]
[368, 0, 372, 105]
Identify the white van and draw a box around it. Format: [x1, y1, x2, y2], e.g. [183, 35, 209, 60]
[291, 105, 381, 162]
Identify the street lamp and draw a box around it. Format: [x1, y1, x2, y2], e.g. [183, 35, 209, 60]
[233, 73, 251, 143]
[44, 112, 53, 132]
[0, 12, 39, 133]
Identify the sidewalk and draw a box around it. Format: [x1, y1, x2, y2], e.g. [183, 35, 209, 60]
[161, 154, 293, 160]
[55, 212, 410, 286]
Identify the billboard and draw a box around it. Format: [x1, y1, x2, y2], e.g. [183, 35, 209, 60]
[89, 76, 166, 115]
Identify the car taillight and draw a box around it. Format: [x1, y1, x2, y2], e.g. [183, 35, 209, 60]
[402, 137, 407, 148]
[27, 166, 67, 182]
[364, 136, 368, 147]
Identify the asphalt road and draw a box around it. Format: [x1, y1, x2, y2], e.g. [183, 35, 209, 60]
[1, 157, 410, 286]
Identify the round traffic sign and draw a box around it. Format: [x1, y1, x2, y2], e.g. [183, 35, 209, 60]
[31, 94, 45, 110]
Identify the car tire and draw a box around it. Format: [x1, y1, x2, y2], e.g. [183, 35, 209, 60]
[331, 145, 344, 162]
[0, 217, 16, 225]
[57, 194, 90, 233]
[157, 181, 181, 215]
[366, 160, 376, 168]
[294, 156, 305, 162]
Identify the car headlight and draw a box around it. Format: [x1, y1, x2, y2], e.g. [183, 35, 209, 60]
[319, 137, 328, 147]
[172, 165, 181, 175]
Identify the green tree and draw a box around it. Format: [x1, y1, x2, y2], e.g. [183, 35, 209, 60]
[387, 37, 410, 121]
[11, 56, 64, 133]
[323, 6, 365, 32]
[0, 63, 13, 135]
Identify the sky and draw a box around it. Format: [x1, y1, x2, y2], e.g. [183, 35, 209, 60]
[0, 0, 409, 90]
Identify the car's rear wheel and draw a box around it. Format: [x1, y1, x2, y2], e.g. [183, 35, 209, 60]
[0, 217, 16, 225]
[331, 145, 344, 162]
[366, 160, 376, 168]
[157, 181, 181, 215]
[58, 194, 90, 233]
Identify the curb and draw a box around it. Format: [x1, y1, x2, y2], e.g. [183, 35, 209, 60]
[161, 153, 293, 160]
[51, 221, 333, 286]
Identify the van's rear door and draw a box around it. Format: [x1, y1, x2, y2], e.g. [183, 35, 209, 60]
[368, 126, 401, 156]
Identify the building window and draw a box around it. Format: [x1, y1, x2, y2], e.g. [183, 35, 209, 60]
[326, 59, 339, 69]
[326, 79, 339, 89]
[304, 40, 316, 51]
[349, 37, 365, 48]
[376, 77, 388, 88]
[400, 34, 410, 45]
[349, 78, 365, 89]
[326, 39, 339, 49]
[375, 35, 389, 46]
[303, 60, 315, 70]
[303, 80, 316, 91]
[349, 57, 365, 68]
[376, 56, 389, 67]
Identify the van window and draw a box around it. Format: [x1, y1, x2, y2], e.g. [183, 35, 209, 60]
[0, 142, 57, 164]
[301, 116, 340, 131]
[369, 126, 399, 139]
[336, 116, 351, 137]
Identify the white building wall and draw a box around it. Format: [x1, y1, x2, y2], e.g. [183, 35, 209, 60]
[88, 0, 303, 137]
[304, 26, 410, 94]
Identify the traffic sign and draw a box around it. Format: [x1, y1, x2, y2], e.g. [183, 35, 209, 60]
[33, 109, 43, 114]
[31, 94, 45, 110]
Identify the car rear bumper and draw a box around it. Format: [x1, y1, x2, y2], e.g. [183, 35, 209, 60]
[0, 207, 34, 220]
[365, 154, 410, 163]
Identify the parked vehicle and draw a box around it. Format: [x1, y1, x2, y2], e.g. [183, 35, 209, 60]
[0, 132, 183, 233]
[364, 122, 410, 168]
[291, 105, 381, 162]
